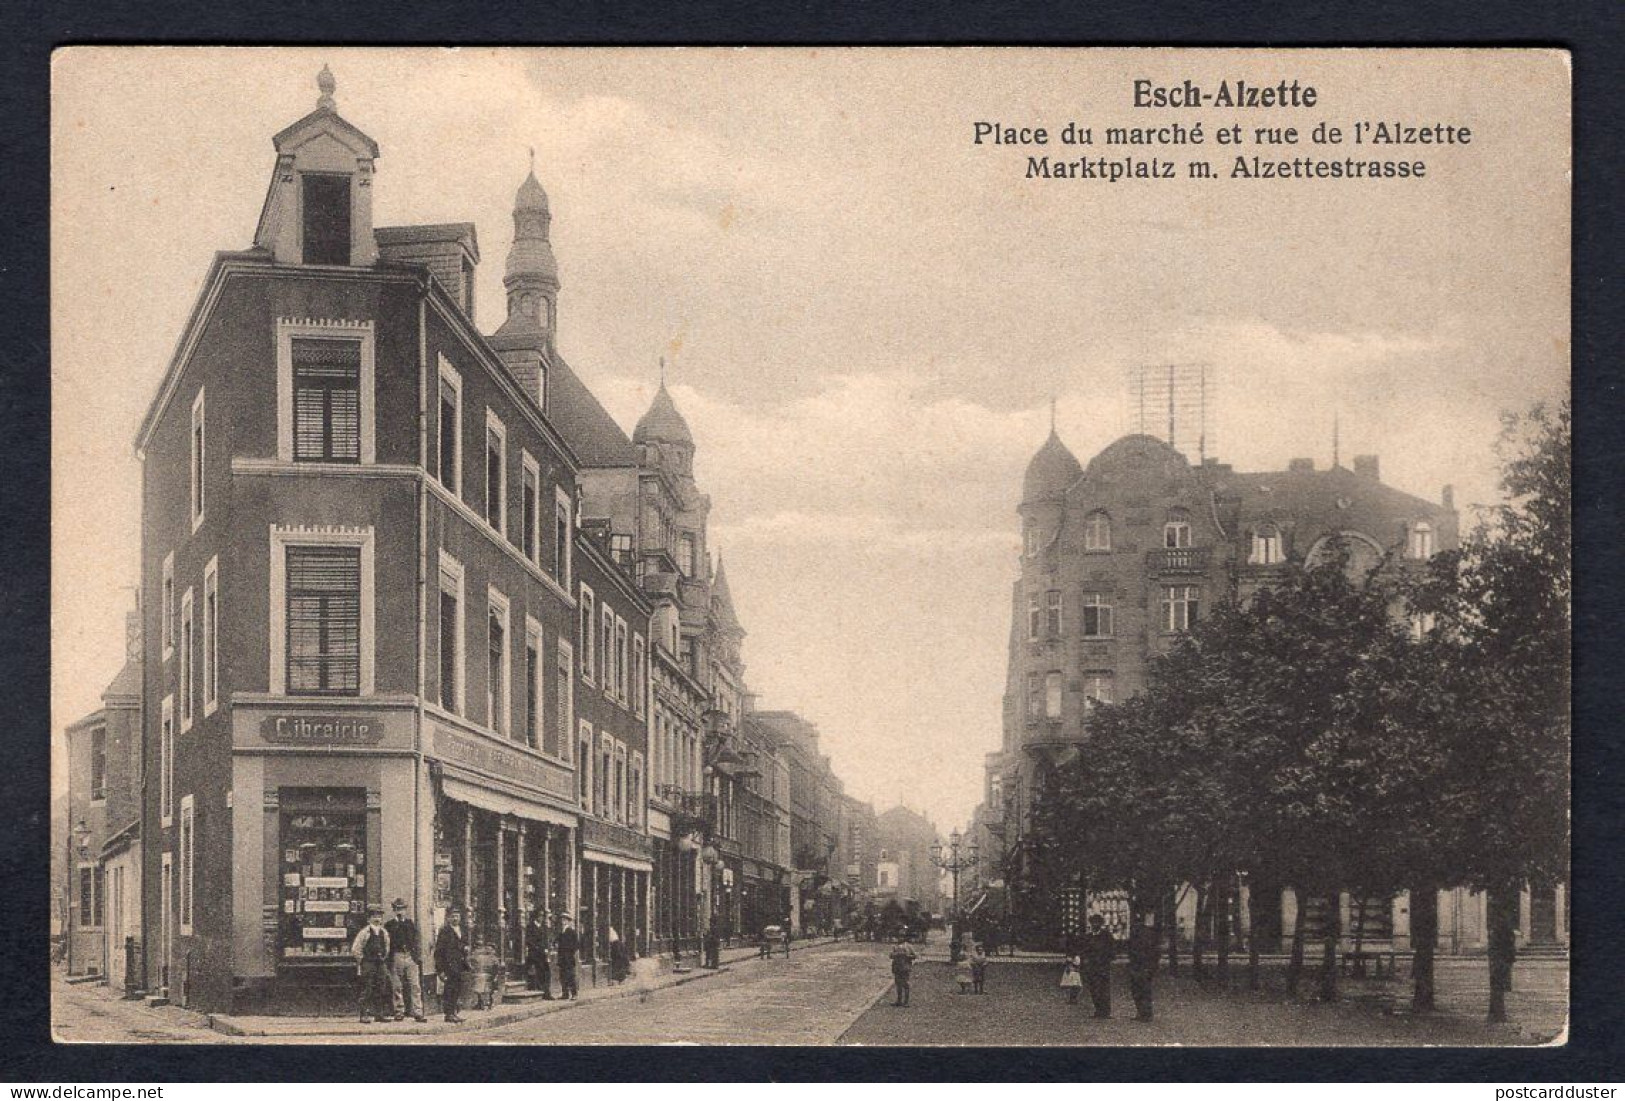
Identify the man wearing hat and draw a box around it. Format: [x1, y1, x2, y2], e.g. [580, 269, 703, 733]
[554, 914, 580, 1000]
[350, 904, 393, 1024]
[1081, 913, 1117, 1019]
[433, 908, 471, 1023]
[385, 897, 428, 1022]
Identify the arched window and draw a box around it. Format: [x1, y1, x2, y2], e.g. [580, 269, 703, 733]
[1164, 511, 1193, 549]
[1249, 524, 1284, 565]
[1084, 510, 1112, 551]
[1407, 521, 1434, 560]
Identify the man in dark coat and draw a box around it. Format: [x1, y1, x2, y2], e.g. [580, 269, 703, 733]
[433, 908, 471, 1023]
[1081, 913, 1116, 1018]
[524, 910, 553, 998]
[384, 897, 428, 1022]
[554, 915, 581, 1000]
[1127, 915, 1159, 1022]
[703, 924, 721, 969]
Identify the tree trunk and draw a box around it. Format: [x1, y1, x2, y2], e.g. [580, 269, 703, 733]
[1191, 884, 1209, 984]
[1351, 896, 1367, 978]
[1317, 894, 1340, 1002]
[1410, 883, 1438, 1013]
[1247, 877, 1267, 992]
[1216, 877, 1232, 987]
[1286, 889, 1306, 996]
[1487, 884, 1518, 1023]
[1164, 888, 1179, 976]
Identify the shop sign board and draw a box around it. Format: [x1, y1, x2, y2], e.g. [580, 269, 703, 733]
[260, 714, 385, 745]
[430, 722, 574, 800]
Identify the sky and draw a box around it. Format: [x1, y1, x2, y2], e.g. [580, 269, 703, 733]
[51, 48, 1569, 834]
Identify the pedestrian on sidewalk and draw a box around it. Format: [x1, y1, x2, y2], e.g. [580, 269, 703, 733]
[1128, 915, 1158, 1022]
[555, 915, 580, 1000]
[609, 927, 630, 983]
[385, 898, 429, 1022]
[1060, 953, 1084, 1004]
[351, 905, 392, 1023]
[632, 950, 660, 1004]
[782, 925, 792, 958]
[954, 951, 974, 994]
[703, 925, 721, 969]
[1082, 913, 1116, 1019]
[890, 941, 917, 1007]
[524, 910, 553, 998]
[433, 908, 471, 1023]
[970, 943, 988, 995]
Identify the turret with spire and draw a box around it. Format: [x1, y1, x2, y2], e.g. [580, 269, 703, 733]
[490, 152, 561, 410]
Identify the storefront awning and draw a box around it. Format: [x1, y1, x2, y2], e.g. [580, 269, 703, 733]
[442, 773, 578, 830]
[581, 848, 654, 873]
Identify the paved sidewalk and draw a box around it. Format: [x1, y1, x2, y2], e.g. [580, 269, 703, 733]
[206, 934, 842, 1039]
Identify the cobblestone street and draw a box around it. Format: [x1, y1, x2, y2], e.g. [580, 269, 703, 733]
[52, 942, 1565, 1047]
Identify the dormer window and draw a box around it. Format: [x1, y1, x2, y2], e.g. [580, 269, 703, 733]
[301, 173, 352, 265]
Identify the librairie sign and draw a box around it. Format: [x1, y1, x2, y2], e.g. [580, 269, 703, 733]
[261, 715, 384, 745]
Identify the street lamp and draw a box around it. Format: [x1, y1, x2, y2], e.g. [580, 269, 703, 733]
[929, 837, 975, 928]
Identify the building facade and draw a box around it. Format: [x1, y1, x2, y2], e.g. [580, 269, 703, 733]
[983, 427, 1565, 952]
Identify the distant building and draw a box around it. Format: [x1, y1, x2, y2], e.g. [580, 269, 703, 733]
[874, 806, 943, 915]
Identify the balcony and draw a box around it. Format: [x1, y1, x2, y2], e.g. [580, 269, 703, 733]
[1146, 546, 1210, 574]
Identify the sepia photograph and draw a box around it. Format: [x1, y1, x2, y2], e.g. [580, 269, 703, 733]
[50, 47, 1570, 1048]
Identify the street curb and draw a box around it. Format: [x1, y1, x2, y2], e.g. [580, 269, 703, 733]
[206, 964, 736, 1038]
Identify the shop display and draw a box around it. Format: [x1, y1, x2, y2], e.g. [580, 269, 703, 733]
[280, 809, 367, 962]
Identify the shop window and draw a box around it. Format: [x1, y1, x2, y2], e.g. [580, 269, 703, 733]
[278, 793, 368, 962]
[1082, 593, 1113, 638]
[301, 173, 351, 265]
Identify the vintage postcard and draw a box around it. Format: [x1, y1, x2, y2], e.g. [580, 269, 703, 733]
[51, 47, 1569, 1046]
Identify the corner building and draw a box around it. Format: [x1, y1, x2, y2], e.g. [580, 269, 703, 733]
[135, 76, 609, 1012]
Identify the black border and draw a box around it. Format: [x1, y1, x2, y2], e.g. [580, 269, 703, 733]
[5, 2, 1622, 1083]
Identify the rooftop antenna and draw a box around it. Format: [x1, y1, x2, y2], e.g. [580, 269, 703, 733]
[659, 355, 667, 386]
[528, 145, 535, 174]
[1049, 395, 1057, 434]
[1332, 410, 1341, 468]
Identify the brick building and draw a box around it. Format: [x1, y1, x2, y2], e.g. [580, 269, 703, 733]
[981, 427, 1565, 952]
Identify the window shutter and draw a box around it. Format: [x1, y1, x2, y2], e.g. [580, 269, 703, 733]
[286, 546, 362, 694]
[292, 339, 362, 462]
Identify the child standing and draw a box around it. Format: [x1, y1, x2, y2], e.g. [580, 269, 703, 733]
[970, 944, 988, 994]
[1060, 953, 1084, 1004]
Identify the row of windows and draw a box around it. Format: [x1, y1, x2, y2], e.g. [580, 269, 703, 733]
[158, 555, 221, 749]
[652, 709, 702, 797]
[437, 357, 574, 589]
[576, 583, 646, 718]
[1026, 511, 1435, 561]
[1025, 670, 1116, 721]
[575, 723, 645, 828]
[1030, 589, 1189, 641]
[436, 551, 575, 761]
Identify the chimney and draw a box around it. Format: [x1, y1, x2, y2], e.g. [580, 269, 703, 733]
[1288, 458, 1315, 473]
[1353, 454, 1380, 480]
[1442, 484, 1455, 510]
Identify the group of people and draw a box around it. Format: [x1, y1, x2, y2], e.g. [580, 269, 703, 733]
[882, 912, 1161, 1022]
[1059, 913, 1160, 1022]
[350, 901, 589, 1024]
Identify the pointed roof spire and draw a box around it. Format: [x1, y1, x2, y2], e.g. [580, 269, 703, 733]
[659, 355, 667, 386]
[317, 64, 336, 111]
[633, 377, 695, 446]
[711, 554, 742, 628]
[1049, 395, 1057, 434]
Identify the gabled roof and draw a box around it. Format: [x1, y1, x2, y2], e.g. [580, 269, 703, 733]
[547, 351, 639, 467]
[272, 106, 380, 159]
